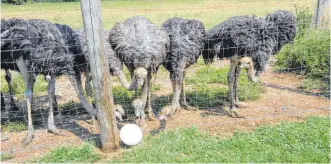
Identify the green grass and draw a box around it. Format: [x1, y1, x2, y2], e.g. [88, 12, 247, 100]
[110, 116, 330, 163]
[1, 122, 27, 132]
[0, 71, 48, 98]
[186, 66, 229, 85]
[0, 153, 14, 161]
[1, 0, 314, 29]
[186, 66, 263, 102]
[32, 142, 101, 163]
[299, 78, 328, 91]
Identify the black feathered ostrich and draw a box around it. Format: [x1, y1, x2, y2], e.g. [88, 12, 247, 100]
[109, 16, 170, 127]
[160, 17, 206, 117]
[202, 12, 296, 118]
[1, 19, 97, 145]
[265, 10, 297, 54]
[1, 18, 26, 110]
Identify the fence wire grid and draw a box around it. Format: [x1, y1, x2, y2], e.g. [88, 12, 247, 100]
[0, 0, 330, 162]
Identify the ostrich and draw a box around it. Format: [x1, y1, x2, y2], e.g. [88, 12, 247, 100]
[55, 24, 135, 120]
[1, 18, 97, 145]
[109, 16, 170, 126]
[265, 10, 297, 54]
[1, 18, 26, 110]
[202, 15, 278, 117]
[161, 17, 206, 117]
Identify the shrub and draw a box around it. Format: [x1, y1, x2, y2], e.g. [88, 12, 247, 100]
[276, 29, 330, 79]
[1, 0, 26, 5]
[294, 5, 313, 37]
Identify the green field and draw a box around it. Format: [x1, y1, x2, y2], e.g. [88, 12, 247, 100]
[1, 0, 315, 29]
[30, 117, 330, 163]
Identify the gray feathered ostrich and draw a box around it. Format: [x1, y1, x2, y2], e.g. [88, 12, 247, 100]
[202, 15, 278, 117]
[161, 17, 206, 117]
[265, 10, 296, 54]
[202, 12, 296, 118]
[57, 26, 138, 121]
[1, 19, 96, 145]
[109, 16, 169, 126]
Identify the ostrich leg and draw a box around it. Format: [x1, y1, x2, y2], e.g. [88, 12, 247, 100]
[146, 72, 156, 121]
[227, 57, 244, 118]
[85, 71, 93, 104]
[130, 70, 139, 98]
[68, 73, 97, 117]
[170, 72, 181, 116]
[46, 76, 60, 134]
[133, 73, 148, 128]
[16, 57, 35, 146]
[180, 70, 196, 111]
[5, 69, 18, 110]
[233, 66, 246, 108]
[84, 72, 97, 126]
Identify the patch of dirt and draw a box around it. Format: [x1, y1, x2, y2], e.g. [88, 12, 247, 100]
[1, 65, 329, 162]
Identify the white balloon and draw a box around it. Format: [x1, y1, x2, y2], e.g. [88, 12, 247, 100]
[120, 124, 143, 146]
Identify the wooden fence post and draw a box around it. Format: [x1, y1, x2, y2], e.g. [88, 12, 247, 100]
[311, 0, 330, 28]
[80, 0, 120, 152]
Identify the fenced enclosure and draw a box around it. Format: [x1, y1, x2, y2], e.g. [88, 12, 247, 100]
[1, 0, 330, 162]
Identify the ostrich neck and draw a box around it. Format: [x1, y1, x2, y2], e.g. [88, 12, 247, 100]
[117, 71, 139, 91]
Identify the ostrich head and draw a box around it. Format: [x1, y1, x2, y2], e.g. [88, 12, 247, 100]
[114, 104, 125, 121]
[239, 57, 259, 83]
[134, 67, 148, 86]
[201, 40, 215, 64]
[239, 49, 273, 83]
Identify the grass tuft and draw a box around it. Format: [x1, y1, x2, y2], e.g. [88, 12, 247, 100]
[110, 117, 330, 163]
[33, 142, 100, 163]
[1, 122, 26, 132]
[0, 153, 14, 161]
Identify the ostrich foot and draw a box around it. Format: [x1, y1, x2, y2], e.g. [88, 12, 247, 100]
[89, 116, 99, 133]
[224, 106, 245, 118]
[235, 102, 248, 108]
[147, 112, 156, 121]
[21, 129, 34, 146]
[136, 119, 147, 128]
[146, 107, 156, 121]
[229, 109, 245, 118]
[181, 103, 197, 111]
[47, 127, 61, 135]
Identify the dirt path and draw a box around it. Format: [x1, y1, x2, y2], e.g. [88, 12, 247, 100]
[1, 67, 329, 162]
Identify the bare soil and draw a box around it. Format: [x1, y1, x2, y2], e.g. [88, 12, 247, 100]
[1, 64, 329, 162]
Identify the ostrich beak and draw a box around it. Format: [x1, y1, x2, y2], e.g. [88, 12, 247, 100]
[239, 57, 260, 83]
[138, 78, 145, 86]
[115, 111, 123, 121]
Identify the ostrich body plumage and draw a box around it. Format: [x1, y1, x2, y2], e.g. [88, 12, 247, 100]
[265, 10, 296, 54]
[203, 15, 277, 74]
[2, 19, 73, 76]
[109, 16, 170, 125]
[161, 17, 206, 116]
[109, 16, 169, 73]
[1, 19, 96, 145]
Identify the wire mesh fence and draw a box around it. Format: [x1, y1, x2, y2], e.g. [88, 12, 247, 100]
[0, 0, 330, 162]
